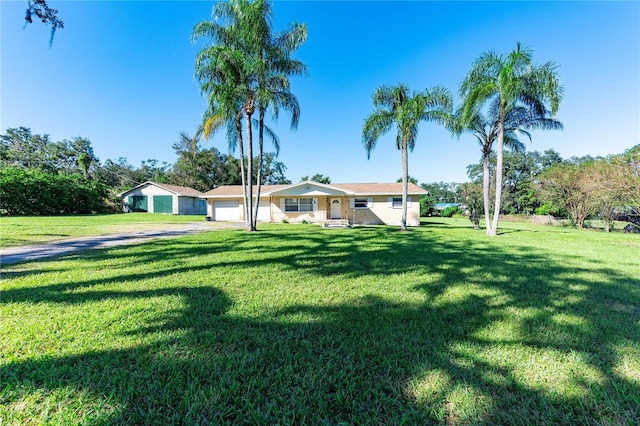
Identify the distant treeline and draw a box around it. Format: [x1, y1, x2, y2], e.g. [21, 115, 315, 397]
[0, 127, 291, 215]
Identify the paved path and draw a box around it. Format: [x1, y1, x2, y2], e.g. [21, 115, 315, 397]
[0, 222, 244, 265]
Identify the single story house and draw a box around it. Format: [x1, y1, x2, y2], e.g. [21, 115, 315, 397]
[201, 181, 428, 226]
[118, 181, 206, 215]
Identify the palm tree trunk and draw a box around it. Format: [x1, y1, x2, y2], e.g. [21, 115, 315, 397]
[401, 136, 408, 232]
[490, 120, 505, 236]
[253, 107, 265, 227]
[482, 149, 492, 235]
[245, 108, 255, 231]
[236, 112, 249, 227]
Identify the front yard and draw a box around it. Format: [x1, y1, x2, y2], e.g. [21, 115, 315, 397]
[1, 219, 638, 424]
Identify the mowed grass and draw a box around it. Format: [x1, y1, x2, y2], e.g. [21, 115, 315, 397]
[1, 218, 639, 424]
[0, 213, 205, 248]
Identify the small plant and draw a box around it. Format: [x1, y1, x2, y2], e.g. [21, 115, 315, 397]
[281, 218, 289, 224]
[441, 206, 462, 218]
[301, 219, 309, 224]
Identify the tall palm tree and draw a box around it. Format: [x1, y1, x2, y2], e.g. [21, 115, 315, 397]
[251, 12, 307, 227]
[452, 100, 563, 234]
[193, 0, 307, 231]
[460, 42, 563, 236]
[363, 84, 452, 231]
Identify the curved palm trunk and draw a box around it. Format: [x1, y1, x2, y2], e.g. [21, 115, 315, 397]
[253, 107, 265, 227]
[245, 106, 255, 231]
[482, 148, 492, 235]
[490, 119, 505, 236]
[401, 136, 408, 232]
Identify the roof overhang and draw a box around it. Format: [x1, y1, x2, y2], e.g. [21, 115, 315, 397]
[268, 181, 354, 196]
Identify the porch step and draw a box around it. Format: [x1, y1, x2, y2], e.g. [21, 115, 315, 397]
[322, 219, 351, 228]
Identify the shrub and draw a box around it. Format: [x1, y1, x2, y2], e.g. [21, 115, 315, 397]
[0, 167, 110, 215]
[441, 206, 462, 218]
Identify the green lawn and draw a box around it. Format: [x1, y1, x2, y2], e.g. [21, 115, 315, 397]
[1, 218, 639, 424]
[0, 213, 205, 248]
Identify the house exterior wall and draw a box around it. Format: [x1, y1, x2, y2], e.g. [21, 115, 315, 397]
[205, 194, 421, 226]
[350, 195, 420, 226]
[178, 197, 206, 215]
[272, 196, 327, 223]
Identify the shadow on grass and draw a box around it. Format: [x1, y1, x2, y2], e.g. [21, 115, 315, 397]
[1, 225, 639, 424]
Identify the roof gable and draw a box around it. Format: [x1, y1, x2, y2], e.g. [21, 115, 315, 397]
[118, 181, 203, 197]
[269, 181, 353, 196]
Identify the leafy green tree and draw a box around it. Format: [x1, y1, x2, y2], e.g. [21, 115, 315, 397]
[1, 128, 98, 176]
[420, 182, 460, 203]
[302, 174, 331, 184]
[460, 43, 563, 235]
[1, 167, 109, 215]
[254, 152, 291, 185]
[537, 162, 594, 228]
[363, 84, 452, 231]
[459, 182, 483, 229]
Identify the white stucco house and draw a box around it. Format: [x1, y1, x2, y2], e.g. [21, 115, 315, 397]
[201, 181, 427, 226]
[118, 181, 206, 215]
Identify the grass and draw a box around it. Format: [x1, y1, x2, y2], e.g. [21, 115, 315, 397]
[0, 213, 205, 248]
[1, 218, 639, 424]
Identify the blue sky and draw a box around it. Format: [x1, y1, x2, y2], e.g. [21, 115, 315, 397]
[2, 1, 639, 185]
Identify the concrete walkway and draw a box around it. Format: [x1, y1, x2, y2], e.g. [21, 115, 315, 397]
[0, 222, 244, 265]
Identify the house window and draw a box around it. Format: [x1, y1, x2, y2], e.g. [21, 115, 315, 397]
[354, 198, 369, 209]
[392, 197, 402, 208]
[284, 198, 313, 212]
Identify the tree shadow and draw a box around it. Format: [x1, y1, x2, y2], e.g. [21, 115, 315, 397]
[1, 226, 639, 423]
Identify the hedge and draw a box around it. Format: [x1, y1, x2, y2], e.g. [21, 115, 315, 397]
[0, 167, 110, 215]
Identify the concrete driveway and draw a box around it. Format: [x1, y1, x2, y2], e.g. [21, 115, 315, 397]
[0, 222, 244, 265]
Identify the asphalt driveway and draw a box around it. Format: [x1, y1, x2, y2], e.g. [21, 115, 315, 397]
[0, 222, 244, 265]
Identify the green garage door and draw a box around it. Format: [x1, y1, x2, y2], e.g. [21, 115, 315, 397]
[128, 195, 148, 212]
[153, 195, 173, 213]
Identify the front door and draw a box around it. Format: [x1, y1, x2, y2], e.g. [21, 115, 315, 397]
[330, 198, 341, 219]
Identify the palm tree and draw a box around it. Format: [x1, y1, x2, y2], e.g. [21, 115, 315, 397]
[452, 100, 563, 234]
[363, 84, 452, 231]
[251, 12, 307, 227]
[460, 42, 563, 236]
[193, 0, 307, 231]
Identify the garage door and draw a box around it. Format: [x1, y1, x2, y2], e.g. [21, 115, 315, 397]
[257, 200, 271, 222]
[128, 195, 148, 212]
[153, 195, 173, 213]
[214, 200, 240, 221]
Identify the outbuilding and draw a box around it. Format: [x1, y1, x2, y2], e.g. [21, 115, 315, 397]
[118, 181, 206, 215]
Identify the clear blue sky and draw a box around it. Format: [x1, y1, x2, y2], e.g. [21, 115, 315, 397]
[2, 1, 639, 185]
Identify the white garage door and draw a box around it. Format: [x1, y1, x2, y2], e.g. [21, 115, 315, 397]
[214, 200, 240, 221]
[257, 200, 271, 222]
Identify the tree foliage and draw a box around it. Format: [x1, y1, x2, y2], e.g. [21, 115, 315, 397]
[537, 152, 639, 231]
[302, 173, 331, 184]
[460, 182, 483, 229]
[0, 167, 109, 215]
